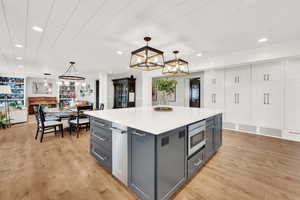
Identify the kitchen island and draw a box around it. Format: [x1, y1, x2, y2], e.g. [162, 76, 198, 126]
[85, 106, 222, 200]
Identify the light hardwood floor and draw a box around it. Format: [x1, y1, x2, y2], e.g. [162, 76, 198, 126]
[1, 120, 300, 200]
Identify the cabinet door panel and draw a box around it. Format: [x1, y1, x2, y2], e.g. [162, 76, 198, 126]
[128, 130, 155, 200]
[224, 66, 251, 124]
[252, 62, 282, 129]
[157, 127, 186, 200]
[285, 79, 300, 131]
[214, 114, 222, 150]
[205, 124, 215, 161]
[252, 62, 281, 82]
[285, 58, 300, 80]
[204, 70, 225, 110]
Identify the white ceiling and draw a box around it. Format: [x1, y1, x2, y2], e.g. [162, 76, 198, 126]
[1, 0, 300, 76]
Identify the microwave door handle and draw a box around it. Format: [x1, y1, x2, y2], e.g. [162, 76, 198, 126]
[194, 158, 203, 167]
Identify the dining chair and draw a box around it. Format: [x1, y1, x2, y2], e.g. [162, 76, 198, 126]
[34, 105, 58, 141]
[100, 103, 104, 110]
[33, 106, 57, 135]
[39, 106, 60, 121]
[69, 105, 93, 138]
[38, 106, 64, 143]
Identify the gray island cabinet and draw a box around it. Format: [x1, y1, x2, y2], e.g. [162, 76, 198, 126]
[128, 126, 187, 200]
[85, 106, 222, 200]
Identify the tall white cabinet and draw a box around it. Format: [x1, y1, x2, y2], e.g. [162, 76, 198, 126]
[203, 70, 225, 109]
[204, 58, 300, 141]
[284, 58, 300, 140]
[224, 66, 251, 127]
[251, 61, 283, 136]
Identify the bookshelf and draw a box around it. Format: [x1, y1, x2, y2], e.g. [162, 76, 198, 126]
[0, 77, 25, 107]
[59, 82, 76, 107]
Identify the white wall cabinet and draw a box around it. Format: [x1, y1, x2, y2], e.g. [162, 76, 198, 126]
[203, 58, 300, 141]
[224, 66, 251, 125]
[203, 70, 225, 109]
[252, 62, 283, 130]
[284, 58, 300, 139]
[10, 109, 28, 124]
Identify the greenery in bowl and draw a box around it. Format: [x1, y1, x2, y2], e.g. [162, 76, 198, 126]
[155, 79, 177, 94]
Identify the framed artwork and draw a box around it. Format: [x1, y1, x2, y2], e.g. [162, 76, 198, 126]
[32, 80, 53, 95]
[152, 79, 177, 102]
[79, 84, 93, 97]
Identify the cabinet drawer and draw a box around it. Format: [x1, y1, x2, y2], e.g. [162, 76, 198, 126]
[206, 117, 215, 126]
[91, 123, 112, 140]
[91, 132, 112, 153]
[91, 142, 112, 172]
[188, 148, 205, 179]
[91, 117, 112, 129]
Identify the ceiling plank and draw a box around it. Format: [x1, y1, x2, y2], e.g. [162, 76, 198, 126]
[71, 0, 107, 40]
[0, 0, 16, 65]
[50, 0, 81, 48]
[34, 0, 56, 63]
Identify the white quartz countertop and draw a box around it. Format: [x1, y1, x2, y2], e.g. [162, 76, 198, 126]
[85, 106, 222, 135]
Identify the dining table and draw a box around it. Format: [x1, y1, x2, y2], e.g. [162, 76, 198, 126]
[44, 107, 78, 121]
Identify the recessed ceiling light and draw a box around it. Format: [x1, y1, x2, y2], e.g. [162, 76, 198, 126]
[196, 53, 202, 57]
[32, 26, 43, 32]
[117, 50, 123, 55]
[16, 57, 22, 60]
[15, 44, 23, 48]
[258, 37, 268, 43]
[18, 65, 24, 68]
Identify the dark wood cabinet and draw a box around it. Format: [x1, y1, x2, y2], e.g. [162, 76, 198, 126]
[28, 97, 57, 114]
[113, 76, 136, 109]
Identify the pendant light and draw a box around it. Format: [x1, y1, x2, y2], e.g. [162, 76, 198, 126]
[162, 50, 189, 75]
[129, 37, 165, 71]
[59, 61, 85, 81]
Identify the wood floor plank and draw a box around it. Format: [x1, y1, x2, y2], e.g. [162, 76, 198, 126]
[0, 119, 300, 200]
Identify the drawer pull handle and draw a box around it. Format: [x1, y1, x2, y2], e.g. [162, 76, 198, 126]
[93, 150, 107, 161]
[133, 131, 146, 137]
[93, 134, 106, 141]
[110, 127, 127, 134]
[95, 122, 106, 127]
[194, 159, 203, 167]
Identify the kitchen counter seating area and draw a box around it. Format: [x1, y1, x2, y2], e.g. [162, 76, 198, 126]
[85, 106, 222, 200]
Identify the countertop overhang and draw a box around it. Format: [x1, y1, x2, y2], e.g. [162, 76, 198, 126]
[85, 106, 222, 135]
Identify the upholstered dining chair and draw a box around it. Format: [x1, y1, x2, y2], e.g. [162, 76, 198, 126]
[69, 105, 93, 138]
[100, 103, 104, 110]
[37, 106, 64, 143]
[39, 106, 60, 121]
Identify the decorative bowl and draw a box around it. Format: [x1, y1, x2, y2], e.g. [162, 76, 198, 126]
[153, 106, 173, 112]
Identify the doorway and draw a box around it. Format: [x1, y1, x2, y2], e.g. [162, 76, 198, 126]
[95, 80, 100, 109]
[189, 78, 201, 107]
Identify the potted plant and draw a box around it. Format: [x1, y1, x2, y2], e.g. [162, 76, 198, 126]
[154, 79, 177, 111]
[0, 113, 7, 129]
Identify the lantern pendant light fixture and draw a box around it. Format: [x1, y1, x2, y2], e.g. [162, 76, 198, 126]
[59, 61, 85, 81]
[129, 36, 165, 71]
[162, 50, 189, 75]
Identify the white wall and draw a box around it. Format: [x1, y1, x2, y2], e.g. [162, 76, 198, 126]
[107, 71, 143, 109]
[75, 79, 96, 104]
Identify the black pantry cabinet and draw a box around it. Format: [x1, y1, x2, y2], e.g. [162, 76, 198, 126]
[112, 76, 136, 109]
